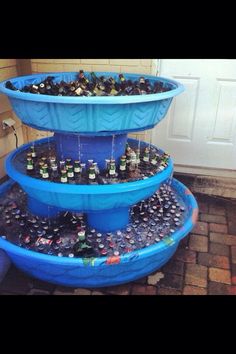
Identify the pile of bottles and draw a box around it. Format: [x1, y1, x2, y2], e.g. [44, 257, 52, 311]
[0, 182, 185, 258]
[24, 142, 170, 184]
[5, 71, 171, 97]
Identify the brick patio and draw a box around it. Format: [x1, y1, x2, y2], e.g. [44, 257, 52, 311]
[1, 192, 236, 295]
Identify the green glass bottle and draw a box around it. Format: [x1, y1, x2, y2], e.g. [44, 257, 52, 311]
[39, 161, 44, 176]
[143, 147, 150, 163]
[65, 158, 72, 171]
[42, 164, 49, 179]
[88, 165, 97, 183]
[66, 165, 75, 184]
[119, 155, 127, 180]
[60, 169, 68, 183]
[108, 159, 117, 179]
[30, 145, 36, 158]
[26, 157, 34, 174]
[151, 153, 159, 166]
[77, 229, 86, 242]
[51, 163, 59, 181]
[74, 160, 81, 173]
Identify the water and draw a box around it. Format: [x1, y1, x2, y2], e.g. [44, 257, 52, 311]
[77, 134, 81, 161]
[111, 134, 115, 160]
[0, 182, 186, 258]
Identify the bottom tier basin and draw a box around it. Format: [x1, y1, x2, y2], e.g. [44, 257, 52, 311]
[0, 178, 198, 288]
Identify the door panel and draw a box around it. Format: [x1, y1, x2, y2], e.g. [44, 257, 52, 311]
[153, 59, 236, 171]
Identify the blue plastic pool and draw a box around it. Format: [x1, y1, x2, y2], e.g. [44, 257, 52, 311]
[0, 178, 198, 288]
[0, 72, 184, 134]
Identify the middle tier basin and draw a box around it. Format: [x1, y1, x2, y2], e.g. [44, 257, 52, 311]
[5, 137, 173, 231]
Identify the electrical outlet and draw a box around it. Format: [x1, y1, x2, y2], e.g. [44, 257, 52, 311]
[0, 115, 16, 138]
[2, 117, 16, 129]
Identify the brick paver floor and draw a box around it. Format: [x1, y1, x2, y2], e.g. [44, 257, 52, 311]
[1, 192, 236, 295]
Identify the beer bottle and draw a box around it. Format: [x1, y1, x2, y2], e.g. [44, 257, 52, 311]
[88, 165, 97, 184]
[93, 162, 100, 176]
[110, 85, 119, 95]
[58, 86, 66, 95]
[139, 77, 147, 94]
[30, 145, 36, 158]
[119, 155, 127, 171]
[78, 70, 89, 86]
[80, 163, 87, 182]
[26, 157, 34, 174]
[153, 81, 164, 94]
[65, 158, 72, 171]
[135, 149, 141, 165]
[51, 163, 59, 181]
[129, 149, 137, 171]
[41, 156, 47, 165]
[119, 73, 126, 84]
[125, 80, 134, 95]
[104, 80, 112, 94]
[59, 160, 66, 171]
[39, 161, 44, 176]
[145, 79, 152, 93]
[143, 147, 150, 163]
[30, 85, 40, 94]
[77, 229, 86, 242]
[5, 81, 18, 91]
[49, 156, 56, 167]
[104, 159, 111, 178]
[60, 169, 68, 183]
[119, 74, 127, 92]
[42, 164, 49, 179]
[74, 160, 81, 174]
[22, 85, 30, 92]
[125, 144, 132, 167]
[119, 155, 127, 180]
[67, 165, 75, 183]
[108, 159, 117, 179]
[125, 142, 131, 154]
[38, 83, 46, 94]
[75, 86, 83, 96]
[73, 160, 81, 183]
[90, 72, 99, 84]
[159, 153, 169, 170]
[151, 153, 159, 166]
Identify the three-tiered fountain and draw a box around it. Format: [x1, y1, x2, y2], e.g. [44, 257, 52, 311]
[0, 72, 198, 287]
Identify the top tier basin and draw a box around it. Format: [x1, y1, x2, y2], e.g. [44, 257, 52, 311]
[0, 72, 184, 134]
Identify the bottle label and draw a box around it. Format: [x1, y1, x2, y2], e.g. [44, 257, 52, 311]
[74, 167, 81, 173]
[120, 165, 126, 171]
[39, 168, 43, 175]
[27, 165, 33, 170]
[42, 173, 49, 178]
[67, 172, 74, 178]
[31, 152, 36, 158]
[109, 169, 116, 175]
[89, 173, 96, 180]
[61, 176, 67, 183]
[143, 156, 149, 162]
[151, 159, 157, 165]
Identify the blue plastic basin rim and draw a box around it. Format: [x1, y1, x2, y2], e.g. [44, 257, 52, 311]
[0, 178, 198, 267]
[5, 136, 174, 195]
[0, 72, 185, 105]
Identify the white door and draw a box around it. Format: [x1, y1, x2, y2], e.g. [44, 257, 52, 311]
[152, 59, 236, 175]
